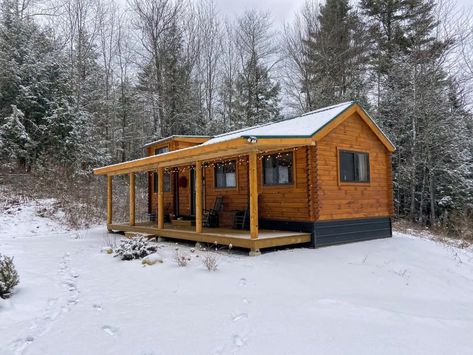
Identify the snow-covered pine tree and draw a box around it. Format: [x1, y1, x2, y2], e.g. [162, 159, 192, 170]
[0, 0, 101, 172]
[0, 106, 32, 169]
[302, 0, 370, 110]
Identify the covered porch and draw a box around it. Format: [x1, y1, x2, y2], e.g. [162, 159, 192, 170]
[96, 137, 314, 255]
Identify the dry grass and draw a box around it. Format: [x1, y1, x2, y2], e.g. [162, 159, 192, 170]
[394, 217, 472, 249]
[447, 210, 473, 243]
[0, 168, 149, 230]
[202, 253, 218, 271]
[174, 250, 191, 267]
[102, 232, 118, 250]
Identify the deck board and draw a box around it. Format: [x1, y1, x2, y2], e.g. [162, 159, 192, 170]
[108, 222, 311, 251]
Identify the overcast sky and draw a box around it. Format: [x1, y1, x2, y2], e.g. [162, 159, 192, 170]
[212, 0, 473, 26]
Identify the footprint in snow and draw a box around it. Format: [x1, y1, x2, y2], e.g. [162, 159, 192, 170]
[67, 298, 79, 306]
[93, 304, 103, 311]
[47, 298, 58, 307]
[102, 325, 118, 336]
[242, 298, 250, 304]
[63, 279, 76, 289]
[239, 278, 247, 287]
[10, 336, 34, 351]
[232, 334, 245, 347]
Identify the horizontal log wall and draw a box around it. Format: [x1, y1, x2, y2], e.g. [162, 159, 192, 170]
[258, 148, 312, 222]
[316, 112, 393, 221]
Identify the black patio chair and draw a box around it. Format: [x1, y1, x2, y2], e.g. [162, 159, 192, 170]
[203, 196, 224, 227]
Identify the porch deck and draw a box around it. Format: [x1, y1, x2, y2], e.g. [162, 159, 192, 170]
[108, 222, 311, 252]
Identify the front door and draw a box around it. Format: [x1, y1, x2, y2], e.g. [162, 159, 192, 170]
[190, 168, 196, 216]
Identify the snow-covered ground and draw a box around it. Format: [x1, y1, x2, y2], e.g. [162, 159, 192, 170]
[1, 198, 473, 355]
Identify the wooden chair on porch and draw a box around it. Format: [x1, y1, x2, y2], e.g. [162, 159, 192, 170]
[233, 195, 260, 230]
[203, 196, 224, 228]
[232, 208, 249, 230]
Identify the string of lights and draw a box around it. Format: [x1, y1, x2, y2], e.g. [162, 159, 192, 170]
[162, 147, 298, 173]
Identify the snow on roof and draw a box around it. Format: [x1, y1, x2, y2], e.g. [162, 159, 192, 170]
[143, 135, 211, 148]
[202, 101, 355, 145]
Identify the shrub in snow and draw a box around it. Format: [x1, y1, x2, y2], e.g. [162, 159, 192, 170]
[202, 253, 218, 272]
[142, 253, 163, 266]
[174, 250, 191, 267]
[114, 236, 158, 261]
[0, 254, 20, 299]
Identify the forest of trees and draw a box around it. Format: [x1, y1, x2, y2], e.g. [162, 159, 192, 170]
[0, 0, 472, 234]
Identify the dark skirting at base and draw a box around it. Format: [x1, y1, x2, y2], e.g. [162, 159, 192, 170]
[259, 217, 392, 248]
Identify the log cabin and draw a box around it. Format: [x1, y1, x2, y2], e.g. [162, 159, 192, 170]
[93, 101, 395, 255]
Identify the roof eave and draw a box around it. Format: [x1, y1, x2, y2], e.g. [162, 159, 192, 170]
[94, 136, 313, 176]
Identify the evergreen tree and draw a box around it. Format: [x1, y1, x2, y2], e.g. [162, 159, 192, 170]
[233, 58, 280, 127]
[0, 0, 102, 171]
[0, 105, 32, 168]
[303, 0, 369, 109]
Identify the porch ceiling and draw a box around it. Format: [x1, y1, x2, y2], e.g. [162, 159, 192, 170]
[93, 137, 313, 176]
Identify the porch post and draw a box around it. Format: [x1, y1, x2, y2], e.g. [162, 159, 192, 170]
[129, 172, 135, 226]
[195, 161, 203, 233]
[249, 151, 259, 239]
[107, 175, 113, 228]
[157, 167, 164, 229]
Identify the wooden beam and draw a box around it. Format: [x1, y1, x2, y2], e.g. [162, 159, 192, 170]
[107, 175, 113, 227]
[157, 167, 164, 229]
[249, 151, 259, 239]
[195, 161, 203, 233]
[129, 173, 135, 226]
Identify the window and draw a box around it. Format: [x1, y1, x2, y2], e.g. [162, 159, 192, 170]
[155, 146, 169, 155]
[263, 152, 293, 185]
[215, 161, 237, 188]
[339, 150, 370, 183]
[154, 172, 171, 192]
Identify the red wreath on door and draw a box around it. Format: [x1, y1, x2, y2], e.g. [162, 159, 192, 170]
[179, 176, 188, 188]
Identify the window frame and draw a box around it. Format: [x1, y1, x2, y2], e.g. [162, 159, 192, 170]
[153, 171, 171, 193]
[337, 148, 371, 185]
[154, 146, 169, 155]
[262, 151, 295, 187]
[214, 160, 238, 189]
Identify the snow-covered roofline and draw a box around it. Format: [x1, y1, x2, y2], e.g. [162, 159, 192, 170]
[143, 135, 211, 148]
